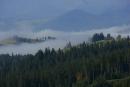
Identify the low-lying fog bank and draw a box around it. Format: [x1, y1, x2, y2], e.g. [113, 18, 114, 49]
[0, 24, 130, 55]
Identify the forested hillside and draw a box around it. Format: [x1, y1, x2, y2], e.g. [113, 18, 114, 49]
[0, 33, 130, 87]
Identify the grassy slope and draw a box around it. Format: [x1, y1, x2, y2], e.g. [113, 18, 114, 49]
[0, 39, 16, 45]
[108, 76, 130, 87]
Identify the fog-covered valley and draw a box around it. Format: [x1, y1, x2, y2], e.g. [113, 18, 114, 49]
[0, 24, 130, 55]
[0, 0, 130, 55]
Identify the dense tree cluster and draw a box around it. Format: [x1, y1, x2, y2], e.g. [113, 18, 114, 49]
[0, 33, 130, 87]
[91, 33, 114, 42]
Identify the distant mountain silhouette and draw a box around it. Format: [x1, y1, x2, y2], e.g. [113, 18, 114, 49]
[39, 9, 130, 31]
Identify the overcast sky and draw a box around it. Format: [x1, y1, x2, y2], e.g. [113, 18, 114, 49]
[0, 0, 130, 20]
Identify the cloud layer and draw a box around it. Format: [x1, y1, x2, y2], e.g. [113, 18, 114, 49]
[0, 23, 130, 55]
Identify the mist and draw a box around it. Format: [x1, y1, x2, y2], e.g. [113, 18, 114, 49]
[0, 22, 130, 55]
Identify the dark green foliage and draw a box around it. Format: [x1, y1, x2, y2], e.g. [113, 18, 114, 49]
[92, 33, 114, 42]
[92, 33, 105, 42]
[0, 33, 130, 87]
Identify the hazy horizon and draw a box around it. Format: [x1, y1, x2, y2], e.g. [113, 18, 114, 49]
[0, 0, 130, 54]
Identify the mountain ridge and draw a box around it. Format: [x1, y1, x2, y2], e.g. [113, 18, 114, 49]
[37, 9, 130, 31]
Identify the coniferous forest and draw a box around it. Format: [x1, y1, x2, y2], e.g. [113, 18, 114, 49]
[0, 33, 130, 87]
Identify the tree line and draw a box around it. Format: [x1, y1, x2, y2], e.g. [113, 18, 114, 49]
[0, 33, 130, 87]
